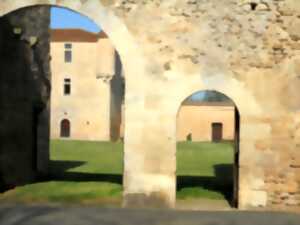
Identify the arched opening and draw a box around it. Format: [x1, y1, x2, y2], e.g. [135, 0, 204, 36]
[0, 5, 125, 206]
[176, 90, 240, 209]
[60, 119, 70, 138]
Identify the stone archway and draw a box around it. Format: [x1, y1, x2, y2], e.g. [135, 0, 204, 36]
[175, 89, 240, 209]
[171, 72, 269, 209]
[0, 0, 270, 207]
[0, 1, 141, 205]
[1, 0, 300, 211]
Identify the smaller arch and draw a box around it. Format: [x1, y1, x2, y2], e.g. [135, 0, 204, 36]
[176, 90, 240, 208]
[60, 119, 70, 138]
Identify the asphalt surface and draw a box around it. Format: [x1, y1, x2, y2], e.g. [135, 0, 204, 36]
[0, 204, 299, 225]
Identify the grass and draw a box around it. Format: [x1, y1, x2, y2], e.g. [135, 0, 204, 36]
[176, 141, 234, 200]
[177, 141, 234, 176]
[0, 140, 234, 205]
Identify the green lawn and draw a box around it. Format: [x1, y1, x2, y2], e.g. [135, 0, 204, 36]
[176, 141, 234, 200]
[0, 140, 234, 205]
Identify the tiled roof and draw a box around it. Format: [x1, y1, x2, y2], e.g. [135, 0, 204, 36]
[50, 29, 108, 42]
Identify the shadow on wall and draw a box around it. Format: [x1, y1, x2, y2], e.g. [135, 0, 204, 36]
[177, 164, 233, 204]
[110, 52, 124, 142]
[0, 6, 51, 191]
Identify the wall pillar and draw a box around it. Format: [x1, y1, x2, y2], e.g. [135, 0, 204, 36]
[123, 91, 176, 208]
[238, 115, 271, 209]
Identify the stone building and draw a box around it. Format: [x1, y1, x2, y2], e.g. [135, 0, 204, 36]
[1, 0, 300, 211]
[177, 101, 235, 142]
[50, 29, 120, 141]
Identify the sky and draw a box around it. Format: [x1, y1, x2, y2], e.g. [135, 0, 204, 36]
[190, 92, 205, 101]
[50, 7, 101, 33]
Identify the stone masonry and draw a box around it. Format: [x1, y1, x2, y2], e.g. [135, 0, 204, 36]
[0, 0, 300, 211]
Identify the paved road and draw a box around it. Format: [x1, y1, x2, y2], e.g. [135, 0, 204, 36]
[0, 204, 299, 225]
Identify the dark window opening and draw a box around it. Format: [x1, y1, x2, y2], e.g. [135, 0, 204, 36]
[65, 50, 72, 63]
[65, 43, 72, 49]
[60, 119, 70, 138]
[64, 43, 72, 63]
[64, 78, 71, 95]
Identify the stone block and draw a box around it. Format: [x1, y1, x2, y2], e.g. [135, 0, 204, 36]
[240, 123, 271, 140]
[255, 139, 270, 151]
[250, 190, 268, 207]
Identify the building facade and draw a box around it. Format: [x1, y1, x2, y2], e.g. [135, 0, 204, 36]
[50, 29, 119, 141]
[177, 102, 235, 142]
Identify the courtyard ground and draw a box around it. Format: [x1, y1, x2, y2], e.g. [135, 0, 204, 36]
[0, 204, 299, 225]
[0, 140, 234, 207]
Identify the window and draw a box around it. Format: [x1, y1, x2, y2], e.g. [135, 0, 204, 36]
[60, 119, 70, 138]
[64, 78, 71, 95]
[65, 43, 72, 49]
[64, 43, 72, 62]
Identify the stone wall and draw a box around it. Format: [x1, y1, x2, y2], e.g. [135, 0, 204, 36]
[0, 0, 299, 211]
[104, 0, 300, 210]
[0, 6, 50, 190]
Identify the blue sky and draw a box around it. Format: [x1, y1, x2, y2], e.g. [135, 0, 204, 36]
[190, 92, 205, 101]
[50, 7, 101, 33]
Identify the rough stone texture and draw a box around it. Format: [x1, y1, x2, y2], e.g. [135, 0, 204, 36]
[0, 6, 51, 190]
[0, 0, 300, 211]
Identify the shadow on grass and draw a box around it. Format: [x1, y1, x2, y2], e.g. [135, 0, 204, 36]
[49, 160, 86, 173]
[43, 160, 123, 185]
[177, 164, 234, 205]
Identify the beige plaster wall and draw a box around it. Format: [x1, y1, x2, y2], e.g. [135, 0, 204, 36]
[177, 105, 235, 142]
[50, 38, 115, 141]
[1, 0, 300, 211]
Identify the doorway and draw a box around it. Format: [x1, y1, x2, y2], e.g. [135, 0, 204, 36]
[212, 123, 223, 142]
[176, 90, 239, 209]
[60, 119, 70, 138]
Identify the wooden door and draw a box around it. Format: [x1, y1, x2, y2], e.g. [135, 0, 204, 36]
[212, 123, 223, 142]
[60, 119, 70, 138]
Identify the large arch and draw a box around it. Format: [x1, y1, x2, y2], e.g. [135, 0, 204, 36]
[0, 1, 140, 205]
